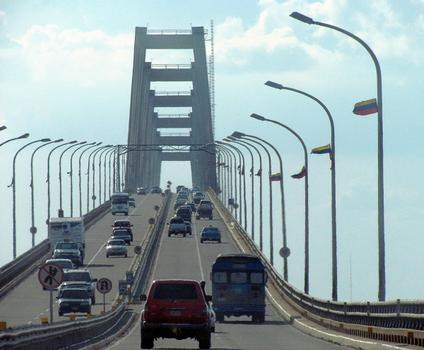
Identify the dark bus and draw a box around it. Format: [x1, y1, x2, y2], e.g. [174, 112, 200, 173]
[211, 253, 266, 323]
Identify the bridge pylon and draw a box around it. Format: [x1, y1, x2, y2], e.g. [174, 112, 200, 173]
[126, 27, 216, 191]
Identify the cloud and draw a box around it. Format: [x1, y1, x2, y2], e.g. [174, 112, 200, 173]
[7, 25, 134, 87]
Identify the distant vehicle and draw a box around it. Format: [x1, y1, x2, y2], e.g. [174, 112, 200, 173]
[193, 192, 204, 204]
[211, 254, 266, 323]
[174, 198, 187, 211]
[48, 217, 85, 263]
[62, 269, 97, 304]
[57, 288, 91, 316]
[200, 226, 221, 243]
[168, 216, 189, 237]
[112, 219, 133, 241]
[52, 242, 83, 267]
[196, 200, 213, 220]
[140, 279, 212, 349]
[45, 258, 74, 270]
[192, 186, 200, 193]
[111, 192, 130, 215]
[186, 202, 196, 213]
[185, 221, 192, 235]
[137, 187, 148, 195]
[150, 186, 162, 194]
[111, 229, 132, 245]
[176, 185, 184, 193]
[106, 239, 128, 258]
[129, 197, 136, 207]
[176, 206, 192, 223]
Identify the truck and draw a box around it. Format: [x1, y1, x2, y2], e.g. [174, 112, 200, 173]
[48, 217, 85, 264]
[111, 192, 130, 215]
[196, 200, 213, 220]
[167, 216, 189, 237]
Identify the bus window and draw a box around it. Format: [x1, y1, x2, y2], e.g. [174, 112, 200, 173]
[250, 272, 264, 284]
[230, 272, 247, 284]
[213, 272, 227, 284]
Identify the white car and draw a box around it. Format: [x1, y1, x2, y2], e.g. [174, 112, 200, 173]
[106, 239, 128, 258]
[208, 304, 216, 332]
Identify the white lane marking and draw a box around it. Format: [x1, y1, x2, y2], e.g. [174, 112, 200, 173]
[192, 217, 205, 281]
[86, 195, 149, 268]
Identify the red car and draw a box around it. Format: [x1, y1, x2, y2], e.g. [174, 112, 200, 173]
[140, 279, 212, 349]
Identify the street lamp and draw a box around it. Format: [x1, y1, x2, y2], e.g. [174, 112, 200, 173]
[0, 133, 30, 147]
[98, 146, 113, 205]
[103, 147, 116, 203]
[265, 80, 335, 297]
[251, 113, 310, 294]
[9, 138, 50, 259]
[222, 139, 248, 232]
[86, 144, 107, 212]
[78, 142, 102, 216]
[91, 145, 112, 210]
[58, 141, 86, 217]
[46, 140, 76, 222]
[226, 137, 256, 240]
[30, 139, 62, 246]
[290, 10, 386, 301]
[0, 125, 7, 131]
[69, 142, 96, 217]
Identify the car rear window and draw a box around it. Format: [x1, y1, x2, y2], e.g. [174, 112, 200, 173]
[153, 284, 198, 300]
[64, 272, 91, 282]
[61, 289, 89, 299]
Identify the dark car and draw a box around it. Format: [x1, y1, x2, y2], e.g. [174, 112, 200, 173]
[137, 187, 148, 195]
[151, 186, 162, 194]
[176, 206, 192, 223]
[200, 226, 221, 243]
[112, 220, 133, 241]
[140, 279, 212, 349]
[111, 229, 132, 245]
[186, 202, 196, 213]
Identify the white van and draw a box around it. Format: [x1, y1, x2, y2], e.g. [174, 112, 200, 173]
[111, 192, 130, 215]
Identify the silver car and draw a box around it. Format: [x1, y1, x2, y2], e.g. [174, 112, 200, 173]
[106, 239, 128, 258]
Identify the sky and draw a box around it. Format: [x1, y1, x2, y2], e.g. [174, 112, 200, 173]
[1, 0, 424, 303]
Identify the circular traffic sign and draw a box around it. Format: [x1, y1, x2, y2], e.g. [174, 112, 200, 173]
[38, 263, 64, 290]
[134, 245, 142, 255]
[30, 226, 37, 234]
[279, 246, 291, 258]
[96, 278, 112, 294]
[92, 195, 97, 200]
[148, 217, 155, 225]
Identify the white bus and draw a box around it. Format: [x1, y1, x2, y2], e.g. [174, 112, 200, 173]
[111, 192, 130, 215]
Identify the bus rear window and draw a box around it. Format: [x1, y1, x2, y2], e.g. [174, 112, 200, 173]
[250, 272, 264, 284]
[230, 272, 247, 284]
[213, 272, 227, 283]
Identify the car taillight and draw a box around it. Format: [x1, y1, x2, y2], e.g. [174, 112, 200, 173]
[201, 306, 208, 321]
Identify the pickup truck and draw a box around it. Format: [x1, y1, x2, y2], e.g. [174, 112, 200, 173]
[168, 216, 189, 237]
[196, 200, 213, 220]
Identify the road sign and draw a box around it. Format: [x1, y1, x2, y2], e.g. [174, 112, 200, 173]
[148, 217, 155, 225]
[279, 246, 291, 258]
[126, 271, 134, 285]
[30, 226, 37, 234]
[96, 278, 112, 294]
[119, 280, 127, 295]
[38, 263, 64, 290]
[134, 245, 142, 255]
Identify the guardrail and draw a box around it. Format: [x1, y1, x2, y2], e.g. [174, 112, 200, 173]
[208, 189, 424, 347]
[155, 91, 191, 96]
[151, 64, 191, 69]
[0, 200, 111, 300]
[0, 196, 172, 349]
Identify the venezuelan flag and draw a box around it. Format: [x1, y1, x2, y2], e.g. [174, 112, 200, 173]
[270, 172, 282, 181]
[311, 144, 331, 154]
[291, 166, 306, 179]
[353, 98, 378, 116]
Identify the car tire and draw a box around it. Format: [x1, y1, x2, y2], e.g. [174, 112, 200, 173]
[196, 216, 200, 220]
[209, 216, 213, 220]
[183, 233, 186, 237]
[218, 239, 221, 243]
[140, 330, 154, 349]
[200, 239, 204, 243]
[58, 311, 63, 316]
[125, 253, 128, 258]
[198, 331, 211, 349]
[106, 254, 109, 258]
[211, 326, 215, 332]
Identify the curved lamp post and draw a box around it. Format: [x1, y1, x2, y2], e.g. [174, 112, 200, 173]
[47, 140, 76, 222]
[69, 142, 96, 217]
[265, 80, 335, 296]
[98, 146, 113, 205]
[104, 147, 116, 203]
[290, 11, 385, 301]
[251, 113, 310, 293]
[58, 141, 86, 217]
[10, 138, 50, 258]
[212, 143, 235, 214]
[30, 139, 62, 246]
[0, 125, 6, 131]
[86, 144, 106, 212]
[0, 133, 30, 148]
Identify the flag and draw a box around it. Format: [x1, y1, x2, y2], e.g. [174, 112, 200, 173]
[353, 98, 378, 116]
[249, 167, 254, 176]
[239, 166, 245, 175]
[270, 172, 282, 181]
[311, 144, 332, 155]
[291, 166, 306, 179]
[255, 168, 262, 176]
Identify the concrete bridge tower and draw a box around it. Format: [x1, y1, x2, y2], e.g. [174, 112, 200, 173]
[126, 27, 217, 191]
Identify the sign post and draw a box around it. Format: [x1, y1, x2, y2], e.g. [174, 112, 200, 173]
[96, 278, 112, 313]
[38, 263, 64, 324]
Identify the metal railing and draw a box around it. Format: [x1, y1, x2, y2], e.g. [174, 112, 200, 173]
[209, 189, 424, 346]
[157, 113, 191, 119]
[155, 91, 191, 96]
[151, 64, 191, 70]
[147, 29, 193, 35]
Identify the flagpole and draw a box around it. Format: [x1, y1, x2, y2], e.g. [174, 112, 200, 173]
[265, 80, 337, 300]
[227, 137, 255, 240]
[250, 114, 310, 294]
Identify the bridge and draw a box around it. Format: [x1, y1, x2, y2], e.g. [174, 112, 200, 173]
[0, 24, 422, 350]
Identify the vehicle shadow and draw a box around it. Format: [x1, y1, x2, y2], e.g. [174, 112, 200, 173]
[85, 263, 114, 268]
[219, 319, 290, 326]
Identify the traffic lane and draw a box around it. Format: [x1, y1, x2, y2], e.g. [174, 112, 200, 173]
[83, 193, 164, 315]
[0, 194, 160, 327]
